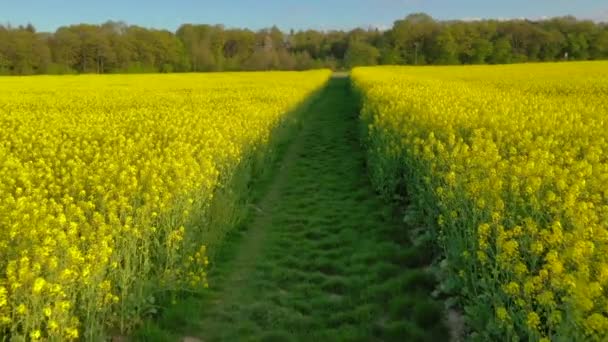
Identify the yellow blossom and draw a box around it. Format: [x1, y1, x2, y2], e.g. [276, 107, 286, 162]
[352, 62, 608, 339]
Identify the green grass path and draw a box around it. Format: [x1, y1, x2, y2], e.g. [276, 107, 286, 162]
[142, 76, 448, 341]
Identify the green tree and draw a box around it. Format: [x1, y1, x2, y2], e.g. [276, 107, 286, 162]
[391, 13, 439, 64]
[433, 29, 459, 64]
[538, 29, 565, 61]
[567, 32, 590, 60]
[379, 47, 402, 65]
[490, 36, 512, 64]
[344, 41, 379, 67]
[470, 37, 493, 64]
[1, 14, 607, 75]
[590, 30, 608, 59]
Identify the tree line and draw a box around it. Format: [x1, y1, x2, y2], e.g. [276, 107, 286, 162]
[1, 13, 607, 75]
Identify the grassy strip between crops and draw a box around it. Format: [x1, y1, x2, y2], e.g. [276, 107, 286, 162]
[134, 76, 448, 341]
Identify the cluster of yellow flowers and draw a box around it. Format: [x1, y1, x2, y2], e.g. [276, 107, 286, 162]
[0, 70, 330, 340]
[352, 62, 608, 340]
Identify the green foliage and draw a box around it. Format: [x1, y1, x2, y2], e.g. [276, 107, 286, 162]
[1, 15, 607, 74]
[491, 37, 513, 64]
[379, 47, 403, 65]
[44, 62, 77, 74]
[345, 41, 380, 67]
[433, 30, 459, 64]
[591, 30, 608, 59]
[471, 38, 493, 64]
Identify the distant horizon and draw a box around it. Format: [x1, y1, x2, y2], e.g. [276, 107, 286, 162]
[1, 0, 606, 33]
[2, 14, 607, 34]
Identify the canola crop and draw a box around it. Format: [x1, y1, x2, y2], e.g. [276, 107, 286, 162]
[0, 70, 331, 340]
[352, 62, 608, 341]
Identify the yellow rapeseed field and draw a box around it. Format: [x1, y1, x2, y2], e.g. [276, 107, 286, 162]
[352, 62, 608, 340]
[0, 70, 331, 340]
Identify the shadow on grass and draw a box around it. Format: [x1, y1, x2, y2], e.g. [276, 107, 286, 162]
[134, 76, 448, 342]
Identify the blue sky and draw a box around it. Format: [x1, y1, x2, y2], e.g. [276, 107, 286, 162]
[1, 0, 607, 32]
